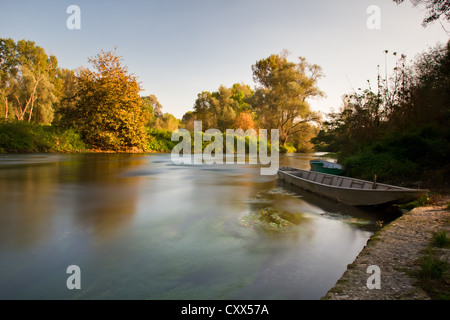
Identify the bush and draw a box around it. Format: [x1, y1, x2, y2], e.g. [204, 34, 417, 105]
[47, 127, 86, 152]
[431, 231, 450, 248]
[0, 121, 85, 153]
[146, 128, 177, 152]
[418, 254, 449, 280]
[149, 128, 275, 154]
[280, 144, 297, 154]
[342, 149, 419, 183]
[340, 125, 450, 186]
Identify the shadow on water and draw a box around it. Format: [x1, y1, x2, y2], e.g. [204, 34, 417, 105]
[0, 154, 148, 249]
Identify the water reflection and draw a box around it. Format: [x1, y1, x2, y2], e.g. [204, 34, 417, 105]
[0, 154, 147, 248]
[277, 180, 401, 231]
[59, 154, 146, 240]
[0, 153, 388, 300]
[0, 162, 57, 248]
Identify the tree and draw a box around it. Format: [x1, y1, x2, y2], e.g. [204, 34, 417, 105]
[141, 94, 163, 127]
[234, 112, 257, 131]
[290, 122, 319, 153]
[193, 91, 216, 130]
[63, 50, 149, 151]
[251, 53, 324, 146]
[393, 0, 450, 27]
[211, 85, 237, 131]
[0, 38, 17, 120]
[181, 111, 196, 131]
[191, 83, 255, 132]
[230, 83, 254, 113]
[312, 41, 450, 183]
[155, 113, 180, 131]
[53, 68, 78, 125]
[0, 38, 59, 123]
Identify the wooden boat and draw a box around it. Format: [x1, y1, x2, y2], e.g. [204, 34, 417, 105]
[310, 160, 345, 175]
[277, 167, 428, 206]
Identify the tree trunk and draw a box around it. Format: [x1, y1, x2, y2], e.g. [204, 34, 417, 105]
[280, 135, 288, 147]
[2, 96, 7, 120]
[14, 76, 42, 122]
[26, 76, 41, 122]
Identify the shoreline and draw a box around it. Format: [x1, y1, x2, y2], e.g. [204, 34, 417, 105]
[322, 195, 450, 300]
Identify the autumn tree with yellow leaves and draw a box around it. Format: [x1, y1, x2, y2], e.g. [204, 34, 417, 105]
[64, 50, 149, 151]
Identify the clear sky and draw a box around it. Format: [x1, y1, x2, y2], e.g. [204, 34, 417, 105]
[1, 0, 448, 119]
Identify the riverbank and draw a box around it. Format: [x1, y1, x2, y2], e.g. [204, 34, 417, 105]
[0, 122, 175, 154]
[322, 195, 450, 300]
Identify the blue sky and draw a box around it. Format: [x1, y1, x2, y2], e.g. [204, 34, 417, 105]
[1, 0, 448, 118]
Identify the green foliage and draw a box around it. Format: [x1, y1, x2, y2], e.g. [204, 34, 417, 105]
[418, 253, 449, 280]
[191, 83, 254, 132]
[251, 53, 323, 147]
[431, 231, 450, 248]
[280, 144, 297, 154]
[0, 120, 85, 153]
[314, 42, 450, 187]
[395, 195, 438, 211]
[0, 38, 60, 124]
[148, 128, 275, 154]
[185, 54, 324, 150]
[49, 127, 86, 152]
[413, 238, 450, 299]
[61, 50, 149, 151]
[156, 113, 180, 131]
[147, 128, 177, 152]
[340, 125, 450, 185]
[415, 254, 450, 299]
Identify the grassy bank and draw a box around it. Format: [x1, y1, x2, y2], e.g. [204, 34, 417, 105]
[0, 123, 278, 155]
[0, 122, 175, 154]
[148, 128, 278, 154]
[0, 121, 86, 153]
[337, 125, 450, 190]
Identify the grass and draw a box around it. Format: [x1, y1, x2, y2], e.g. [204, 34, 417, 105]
[395, 193, 441, 211]
[417, 252, 448, 280]
[0, 121, 86, 153]
[431, 231, 450, 248]
[412, 231, 450, 300]
[415, 253, 450, 299]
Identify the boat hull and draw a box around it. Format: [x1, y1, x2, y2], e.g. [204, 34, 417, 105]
[278, 167, 428, 206]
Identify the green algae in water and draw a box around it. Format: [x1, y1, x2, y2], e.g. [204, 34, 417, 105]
[322, 211, 372, 227]
[241, 207, 305, 233]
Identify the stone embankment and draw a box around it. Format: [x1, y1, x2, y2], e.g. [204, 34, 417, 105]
[323, 196, 450, 300]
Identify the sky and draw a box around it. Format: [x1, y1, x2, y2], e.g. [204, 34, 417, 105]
[0, 0, 449, 119]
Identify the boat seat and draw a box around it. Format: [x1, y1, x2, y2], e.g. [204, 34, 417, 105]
[341, 180, 352, 188]
[322, 176, 333, 185]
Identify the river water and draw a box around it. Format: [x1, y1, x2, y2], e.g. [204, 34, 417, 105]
[0, 153, 393, 300]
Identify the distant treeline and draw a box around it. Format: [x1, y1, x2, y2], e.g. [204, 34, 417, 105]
[1, 38, 323, 153]
[312, 41, 450, 188]
[0, 39, 181, 152]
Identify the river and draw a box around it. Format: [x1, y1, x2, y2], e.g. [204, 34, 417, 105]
[0, 153, 394, 300]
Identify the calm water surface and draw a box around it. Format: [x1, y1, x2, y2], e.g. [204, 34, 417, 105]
[0, 153, 392, 299]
